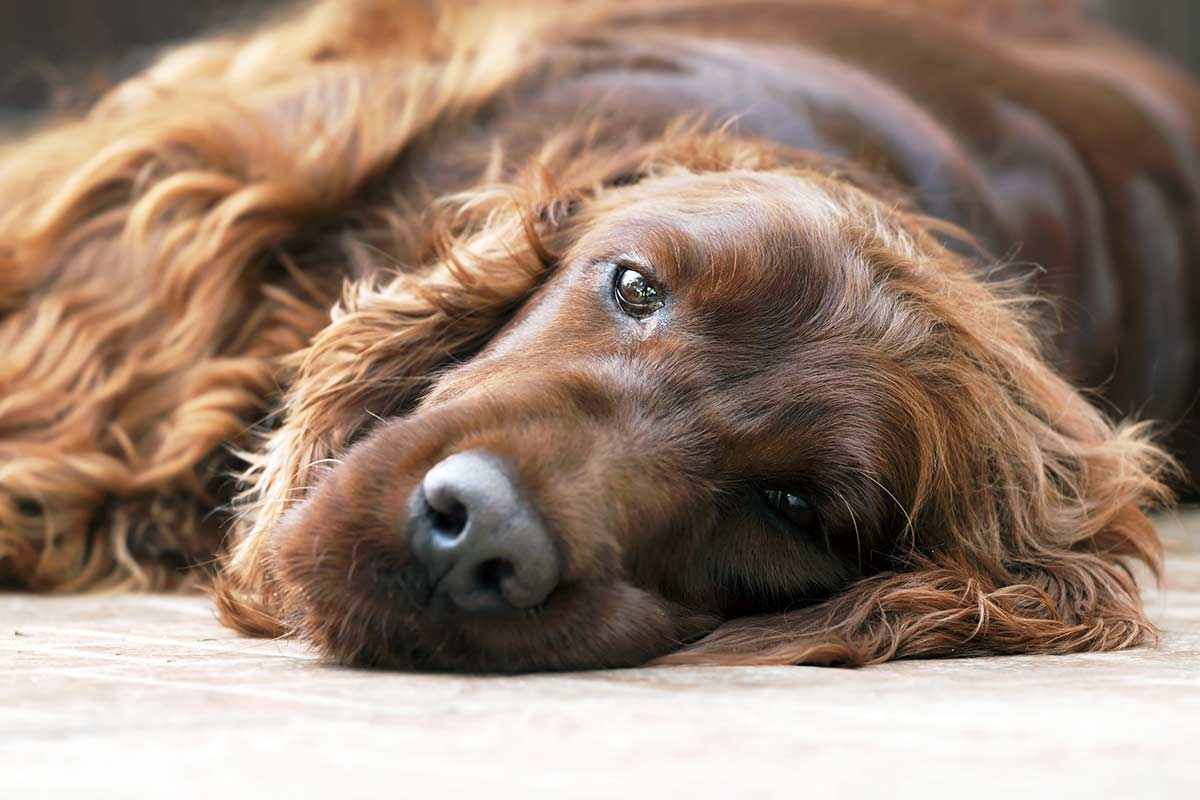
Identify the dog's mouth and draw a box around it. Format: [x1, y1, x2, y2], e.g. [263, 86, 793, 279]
[264, 410, 715, 672]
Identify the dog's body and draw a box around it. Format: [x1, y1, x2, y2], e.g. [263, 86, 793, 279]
[1, 0, 1197, 670]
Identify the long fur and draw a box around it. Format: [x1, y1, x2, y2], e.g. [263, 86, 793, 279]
[0, 0, 1186, 669]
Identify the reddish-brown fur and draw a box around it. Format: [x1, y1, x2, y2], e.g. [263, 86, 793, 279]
[1, 0, 1196, 671]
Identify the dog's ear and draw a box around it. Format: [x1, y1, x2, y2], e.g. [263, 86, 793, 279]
[664, 220, 1174, 667]
[663, 541, 1163, 667]
[0, 0, 562, 593]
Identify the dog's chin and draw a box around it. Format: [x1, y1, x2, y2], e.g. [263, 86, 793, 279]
[262, 433, 710, 672]
[269, 519, 695, 671]
[283, 573, 697, 672]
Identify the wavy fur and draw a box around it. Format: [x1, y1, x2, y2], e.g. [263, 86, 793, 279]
[0, 0, 1189, 670]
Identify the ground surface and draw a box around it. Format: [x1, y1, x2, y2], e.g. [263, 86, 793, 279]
[3, 513, 1200, 799]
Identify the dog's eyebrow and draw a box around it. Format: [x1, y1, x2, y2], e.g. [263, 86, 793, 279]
[581, 181, 835, 284]
[572, 215, 704, 282]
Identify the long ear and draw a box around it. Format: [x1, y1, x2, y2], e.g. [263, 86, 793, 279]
[0, 0, 551, 592]
[663, 544, 1162, 667]
[663, 215, 1175, 667]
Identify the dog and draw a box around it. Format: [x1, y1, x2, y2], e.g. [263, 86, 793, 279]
[1, 0, 1197, 671]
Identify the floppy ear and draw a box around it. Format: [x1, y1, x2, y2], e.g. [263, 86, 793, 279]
[663, 540, 1163, 667]
[0, 0, 550, 592]
[664, 220, 1174, 667]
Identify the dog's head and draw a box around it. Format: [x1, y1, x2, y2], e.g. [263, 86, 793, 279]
[224, 135, 1170, 672]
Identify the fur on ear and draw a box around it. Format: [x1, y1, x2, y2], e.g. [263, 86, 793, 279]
[662, 546, 1163, 667]
[661, 207, 1175, 667]
[0, 0, 558, 591]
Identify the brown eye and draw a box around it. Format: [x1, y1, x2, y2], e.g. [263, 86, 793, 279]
[761, 488, 819, 531]
[614, 266, 664, 317]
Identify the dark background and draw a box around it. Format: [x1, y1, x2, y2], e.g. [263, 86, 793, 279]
[1, 0, 1198, 130]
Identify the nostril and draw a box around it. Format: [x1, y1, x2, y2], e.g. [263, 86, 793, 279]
[475, 557, 513, 595]
[428, 497, 468, 541]
[446, 557, 521, 615]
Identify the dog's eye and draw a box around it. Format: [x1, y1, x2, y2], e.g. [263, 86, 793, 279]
[760, 488, 818, 530]
[613, 266, 664, 317]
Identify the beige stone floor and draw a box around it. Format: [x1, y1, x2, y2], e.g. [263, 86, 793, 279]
[3, 513, 1200, 799]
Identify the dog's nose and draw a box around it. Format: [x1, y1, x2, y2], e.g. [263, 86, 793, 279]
[408, 451, 560, 613]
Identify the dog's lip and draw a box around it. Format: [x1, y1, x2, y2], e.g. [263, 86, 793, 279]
[425, 582, 559, 620]
[360, 552, 434, 608]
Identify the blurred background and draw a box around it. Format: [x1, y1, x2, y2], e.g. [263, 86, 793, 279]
[1, 0, 1198, 132]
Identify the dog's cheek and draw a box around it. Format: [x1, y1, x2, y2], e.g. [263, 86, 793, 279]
[264, 469, 418, 666]
[267, 500, 363, 663]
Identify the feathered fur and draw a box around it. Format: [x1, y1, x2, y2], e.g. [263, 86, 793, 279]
[1, 0, 1194, 671]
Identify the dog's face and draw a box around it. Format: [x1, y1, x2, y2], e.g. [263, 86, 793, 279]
[266, 169, 957, 670]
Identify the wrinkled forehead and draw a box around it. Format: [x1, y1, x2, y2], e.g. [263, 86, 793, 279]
[569, 171, 851, 295]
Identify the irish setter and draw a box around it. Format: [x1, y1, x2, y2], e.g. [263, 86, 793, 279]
[2, 0, 1198, 672]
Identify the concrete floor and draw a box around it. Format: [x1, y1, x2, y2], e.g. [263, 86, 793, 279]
[3, 514, 1200, 799]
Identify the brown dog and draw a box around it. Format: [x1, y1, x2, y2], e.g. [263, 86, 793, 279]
[1, 0, 1197, 671]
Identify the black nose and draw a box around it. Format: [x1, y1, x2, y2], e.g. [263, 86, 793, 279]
[408, 451, 560, 613]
